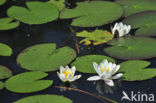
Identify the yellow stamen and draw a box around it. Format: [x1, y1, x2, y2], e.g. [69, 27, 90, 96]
[101, 67, 111, 73]
[63, 70, 72, 78]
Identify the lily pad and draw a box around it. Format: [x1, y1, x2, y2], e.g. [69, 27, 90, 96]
[0, 18, 19, 30]
[135, 26, 156, 36]
[119, 60, 156, 81]
[5, 72, 53, 93]
[48, 0, 65, 11]
[104, 37, 156, 60]
[0, 65, 12, 80]
[60, 1, 123, 27]
[123, 11, 156, 29]
[0, 43, 12, 56]
[0, 81, 4, 90]
[17, 43, 76, 72]
[14, 95, 72, 103]
[7, 1, 59, 24]
[71, 55, 115, 73]
[0, 0, 6, 6]
[115, 0, 156, 17]
[76, 30, 113, 45]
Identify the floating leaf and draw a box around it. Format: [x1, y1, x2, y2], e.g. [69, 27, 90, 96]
[115, 0, 156, 17]
[0, 81, 4, 90]
[0, 0, 6, 6]
[123, 11, 156, 29]
[60, 1, 123, 27]
[135, 26, 156, 36]
[48, 0, 65, 11]
[0, 18, 19, 30]
[119, 60, 156, 81]
[76, 30, 113, 45]
[0, 65, 12, 79]
[7, 1, 59, 24]
[14, 95, 72, 103]
[0, 43, 12, 56]
[5, 72, 53, 93]
[71, 55, 115, 73]
[104, 37, 156, 60]
[17, 43, 76, 72]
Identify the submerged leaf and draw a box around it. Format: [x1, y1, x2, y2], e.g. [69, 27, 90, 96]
[14, 95, 72, 103]
[7, 1, 59, 24]
[5, 72, 53, 93]
[17, 43, 76, 72]
[0, 18, 19, 30]
[60, 1, 123, 27]
[104, 37, 156, 60]
[0, 43, 12, 56]
[48, 0, 65, 11]
[0, 65, 12, 79]
[115, 0, 156, 17]
[119, 60, 156, 81]
[76, 30, 113, 45]
[71, 55, 115, 73]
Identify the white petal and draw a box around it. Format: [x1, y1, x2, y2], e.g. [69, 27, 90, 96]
[113, 65, 120, 74]
[87, 76, 101, 81]
[105, 79, 114, 86]
[71, 66, 76, 76]
[60, 66, 65, 73]
[70, 75, 81, 82]
[93, 62, 98, 70]
[112, 73, 123, 79]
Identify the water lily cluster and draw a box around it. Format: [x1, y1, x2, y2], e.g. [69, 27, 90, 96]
[57, 59, 123, 87]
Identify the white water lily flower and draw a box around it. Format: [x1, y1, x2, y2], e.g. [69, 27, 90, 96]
[111, 22, 131, 37]
[87, 59, 123, 86]
[57, 66, 81, 82]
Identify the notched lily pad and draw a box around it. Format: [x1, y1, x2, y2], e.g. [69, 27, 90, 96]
[14, 95, 72, 103]
[71, 55, 115, 73]
[104, 37, 156, 60]
[123, 11, 156, 29]
[7, 1, 59, 24]
[0, 81, 4, 90]
[76, 30, 113, 45]
[48, 0, 65, 11]
[0, 43, 12, 56]
[119, 60, 156, 81]
[115, 0, 156, 17]
[0, 18, 19, 30]
[17, 43, 76, 72]
[60, 1, 123, 27]
[0, 65, 12, 80]
[5, 72, 53, 93]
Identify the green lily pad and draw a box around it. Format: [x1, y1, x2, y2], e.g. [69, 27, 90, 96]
[0, 81, 4, 90]
[48, 0, 65, 11]
[0, 0, 6, 6]
[104, 37, 156, 60]
[0, 43, 12, 56]
[5, 72, 53, 93]
[76, 30, 113, 45]
[123, 11, 156, 29]
[135, 26, 156, 36]
[0, 65, 12, 80]
[14, 95, 72, 103]
[7, 1, 59, 24]
[71, 55, 115, 73]
[0, 18, 19, 30]
[60, 1, 123, 27]
[119, 60, 156, 81]
[17, 43, 76, 72]
[115, 0, 156, 17]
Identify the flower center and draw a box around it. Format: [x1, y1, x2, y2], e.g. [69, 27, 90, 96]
[101, 67, 111, 73]
[63, 70, 72, 78]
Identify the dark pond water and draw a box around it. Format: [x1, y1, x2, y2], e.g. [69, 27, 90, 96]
[0, 0, 156, 103]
